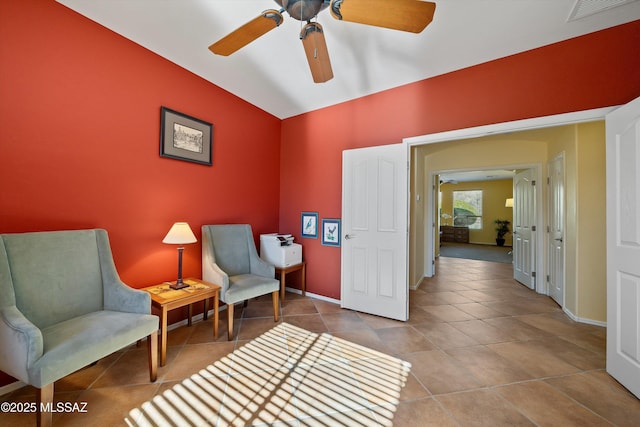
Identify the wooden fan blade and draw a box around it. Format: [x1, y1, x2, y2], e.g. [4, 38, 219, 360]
[209, 9, 283, 56]
[301, 23, 333, 83]
[330, 0, 435, 33]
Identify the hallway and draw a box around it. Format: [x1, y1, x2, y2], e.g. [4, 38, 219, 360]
[407, 256, 640, 425]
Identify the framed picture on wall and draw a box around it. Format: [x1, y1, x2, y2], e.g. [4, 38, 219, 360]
[321, 218, 341, 247]
[301, 212, 318, 238]
[160, 106, 213, 166]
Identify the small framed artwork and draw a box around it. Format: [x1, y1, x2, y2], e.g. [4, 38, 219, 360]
[301, 212, 318, 238]
[321, 218, 341, 247]
[160, 106, 213, 166]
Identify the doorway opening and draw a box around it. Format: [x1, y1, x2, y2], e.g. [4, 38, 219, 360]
[405, 106, 613, 309]
[436, 169, 516, 263]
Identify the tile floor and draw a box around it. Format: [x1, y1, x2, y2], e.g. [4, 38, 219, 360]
[2, 256, 640, 426]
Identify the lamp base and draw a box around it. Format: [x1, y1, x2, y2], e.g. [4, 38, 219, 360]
[169, 280, 189, 290]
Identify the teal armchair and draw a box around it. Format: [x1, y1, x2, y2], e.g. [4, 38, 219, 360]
[202, 224, 280, 340]
[0, 229, 158, 427]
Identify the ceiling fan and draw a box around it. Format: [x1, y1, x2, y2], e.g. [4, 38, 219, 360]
[209, 0, 436, 83]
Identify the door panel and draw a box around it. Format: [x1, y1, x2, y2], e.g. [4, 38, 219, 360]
[606, 96, 640, 398]
[513, 169, 536, 288]
[548, 154, 565, 306]
[342, 144, 408, 321]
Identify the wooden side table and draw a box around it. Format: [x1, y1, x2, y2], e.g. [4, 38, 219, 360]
[142, 278, 220, 366]
[274, 261, 306, 302]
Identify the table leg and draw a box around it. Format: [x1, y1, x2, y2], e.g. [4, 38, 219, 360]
[280, 270, 286, 303]
[203, 297, 209, 321]
[213, 292, 219, 339]
[188, 304, 193, 326]
[301, 263, 306, 296]
[160, 306, 168, 367]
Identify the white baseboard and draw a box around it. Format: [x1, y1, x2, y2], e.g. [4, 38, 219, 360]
[284, 287, 340, 305]
[0, 380, 25, 396]
[563, 307, 607, 327]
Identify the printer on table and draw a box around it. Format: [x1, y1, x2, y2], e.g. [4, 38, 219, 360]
[260, 233, 302, 267]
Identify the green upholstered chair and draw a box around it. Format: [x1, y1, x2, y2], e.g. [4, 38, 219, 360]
[202, 224, 280, 340]
[0, 229, 158, 427]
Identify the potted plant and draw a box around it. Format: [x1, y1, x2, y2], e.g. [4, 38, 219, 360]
[494, 219, 510, 246]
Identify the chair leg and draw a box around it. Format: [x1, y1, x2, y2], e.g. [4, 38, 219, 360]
[37, 383, 54, 427]
[272, 291, 280, 322]
[227, 303, 234, 341]
[147, 331, 158, 382]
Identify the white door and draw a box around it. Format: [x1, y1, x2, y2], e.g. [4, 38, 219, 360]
[341, 144, 409, 321]
[548, 154, 565, 306]
[513, 169, 536, 289]
[606, 96, 640, 398]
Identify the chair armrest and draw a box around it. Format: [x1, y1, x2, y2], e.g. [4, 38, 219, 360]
[250, 256, 275, 278]
[103, 280, 151, 314]
[94, 229, 150, 314]
[0, 306, 43, 383]
[203, 262, 229, 292]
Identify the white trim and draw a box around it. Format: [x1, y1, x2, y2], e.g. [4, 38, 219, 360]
[563, 307, 607, 327]
[0, 380, 26, 396]
[284, 287, 341, 305]
[403, 106, 617, 146]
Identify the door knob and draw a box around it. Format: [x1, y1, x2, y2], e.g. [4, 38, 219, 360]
[345, 234, 356, 240]
[555, 237, 563, 242]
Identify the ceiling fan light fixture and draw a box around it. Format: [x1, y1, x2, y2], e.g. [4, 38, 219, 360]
[275, 0, 329, 21]
[210, 0, 436, 83]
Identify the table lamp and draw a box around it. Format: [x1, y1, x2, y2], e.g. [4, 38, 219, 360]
[505, 198, 514, 208]
[163, 222, 197, 289]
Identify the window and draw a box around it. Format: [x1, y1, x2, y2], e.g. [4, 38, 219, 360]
[453, 190, 482, 229]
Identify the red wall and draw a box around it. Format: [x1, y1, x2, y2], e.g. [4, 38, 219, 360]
[0, 1, 281, 386]
[279, 20, 640, 299]
[0, 0, 282, 282]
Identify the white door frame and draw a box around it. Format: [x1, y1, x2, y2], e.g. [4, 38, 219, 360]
[404, 106, 616, 294]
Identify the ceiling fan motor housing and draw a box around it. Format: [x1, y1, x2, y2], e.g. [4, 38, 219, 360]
[274, 0, 329, 21]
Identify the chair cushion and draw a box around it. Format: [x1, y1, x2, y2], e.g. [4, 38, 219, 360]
[2, 230, 104, 329]
[225, 274, 279, 304]
[28, 310, 158, 387]
[209, 226, 252, 276]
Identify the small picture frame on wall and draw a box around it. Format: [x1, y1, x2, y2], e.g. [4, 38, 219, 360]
[160, 106, 213, 166]
[301, 212, 318, 238]
[321, 218, 341, 247]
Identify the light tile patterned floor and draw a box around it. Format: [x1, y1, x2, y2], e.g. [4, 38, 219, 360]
[2, 256, 639, 426]
[127, 323, 411, 426]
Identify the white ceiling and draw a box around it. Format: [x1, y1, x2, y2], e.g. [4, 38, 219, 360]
[56, 0, 640, 119]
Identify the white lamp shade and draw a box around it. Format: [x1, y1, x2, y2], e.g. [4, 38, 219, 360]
[163, 222, 197, 244]
[505, 198, 514, 208]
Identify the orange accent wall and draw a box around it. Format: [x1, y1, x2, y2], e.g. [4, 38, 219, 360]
[0, 1, 281, 386]
[0, 0, 281, 284]
[279, 20, 640, 299]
